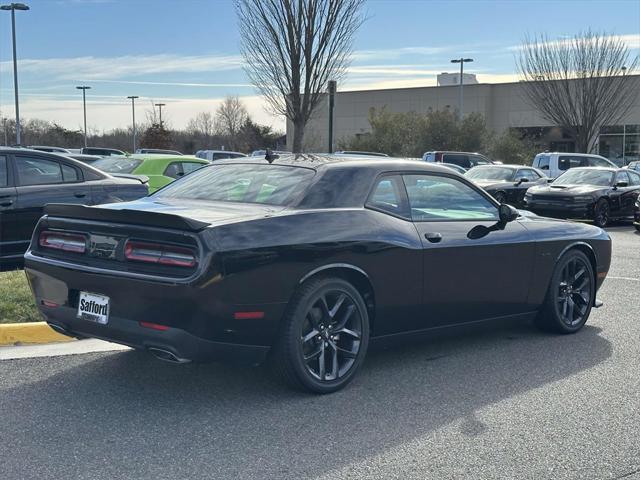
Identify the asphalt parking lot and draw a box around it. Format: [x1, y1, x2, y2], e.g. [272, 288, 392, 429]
[1, 226, 638, 480]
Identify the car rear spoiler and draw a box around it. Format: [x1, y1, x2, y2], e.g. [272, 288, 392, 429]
[44, 203, 210, 232]
[110, 173, 149, 184]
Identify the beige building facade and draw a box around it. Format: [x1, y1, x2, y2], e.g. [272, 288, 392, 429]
[289, 75, 640, 166]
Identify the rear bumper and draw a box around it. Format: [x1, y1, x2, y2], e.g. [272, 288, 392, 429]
[42, 304, 269, 365]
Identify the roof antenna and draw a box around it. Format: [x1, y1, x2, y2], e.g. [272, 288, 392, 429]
[265, 148, 279, 164]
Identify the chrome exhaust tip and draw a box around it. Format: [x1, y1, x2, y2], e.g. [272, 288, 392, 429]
[48, 323, 72, 336]
[148, 347, 191, 364]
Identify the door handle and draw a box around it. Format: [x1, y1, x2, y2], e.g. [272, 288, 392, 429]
[424, 232, 443, 243]
[0, 200, 13, 207]
[74, 193, 87, 198]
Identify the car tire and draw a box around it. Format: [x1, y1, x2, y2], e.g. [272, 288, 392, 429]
[534, 250, 594, 334]
[272, 276, 370, 394]
[492, 191, 506, 204]
[593, 199, 610, 228]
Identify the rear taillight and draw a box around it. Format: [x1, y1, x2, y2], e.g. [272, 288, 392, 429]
[124, 240, 197, 268]
[39, 231, 87, 253]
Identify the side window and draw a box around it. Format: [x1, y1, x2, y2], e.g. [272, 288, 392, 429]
[588, 156, 611, 167]
[0, 156, 7, 187]
[443, 154, 471, 169]
[471, 155, 491, 166]
[61, 164, 81, 182]
[15, 156, 64, 186]
[163, 162, 183, 179]
[403, 174, 497, 221]
[627, 171, 640, 186]
[535, 155, 550, 170]
[616, 171, 630, 185]
[181, 162, 205, 175]
[366, 175, 409, 218]
[516, 169, 540, 181]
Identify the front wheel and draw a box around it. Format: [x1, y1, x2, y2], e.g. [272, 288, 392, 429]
[593, 199, 610, 228]
[272, 276, 370, 393]
[534, 250, 594, 334]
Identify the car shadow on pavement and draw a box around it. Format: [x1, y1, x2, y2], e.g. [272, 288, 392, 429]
[0, 322, 612, 480]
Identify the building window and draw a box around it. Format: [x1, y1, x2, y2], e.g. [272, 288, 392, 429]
[599, 125, 640, 167]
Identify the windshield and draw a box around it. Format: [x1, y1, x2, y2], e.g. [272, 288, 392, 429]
[553, 169, 613, 186]
[155, 163, 316, 206]
[466, 166, 514, 181]
[92, 157, 143, 174]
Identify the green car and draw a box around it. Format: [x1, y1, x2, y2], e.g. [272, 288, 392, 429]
[92, 155, 210, 193]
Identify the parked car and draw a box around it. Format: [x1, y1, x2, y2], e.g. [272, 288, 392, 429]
[0, 147, 148, 270]
[24, 156, 610, 393]
[524, 167, 640, 227]
[28, 146, 70, 153]
[91, 155, 209, 193]
[195, 150, 246, 161]
[81, 147, 126, 157]
[626, 161, 640, 173]
[423, 151, 494, 169]
[465, 164, 547, 207]
[634, 198, 640, 232]
[135, 148, 183, 155]
[334, 151, 389, 157]
[532, 152, 616, 179]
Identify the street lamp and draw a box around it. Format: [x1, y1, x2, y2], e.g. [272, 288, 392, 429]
[450, 57, 474, 121]
[327, 80, 337, 153]
[155, 103, 166, 127]
[1, 2, 30, 145]
[76, 86, 91, 148]
[127, 96, 139, 152]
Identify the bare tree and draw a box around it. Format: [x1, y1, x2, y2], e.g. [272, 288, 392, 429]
[187, 112, 216, 139]
[215, 96, 248, 149]
[236, 0, 365, 152]
[517, 30, 638, 152]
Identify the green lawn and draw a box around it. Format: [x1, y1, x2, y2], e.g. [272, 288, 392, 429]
[0, 270, 42, 324]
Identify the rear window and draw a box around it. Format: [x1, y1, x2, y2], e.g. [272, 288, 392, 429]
[534, 154, 550, 170]
[155, 164, 316, 206]
[92, 157, 143, 174]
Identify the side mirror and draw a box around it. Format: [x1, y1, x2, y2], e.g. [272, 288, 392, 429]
[515, 177, 529, 185]
[615, 181, 628, 188]
[499, 204, 519, 223]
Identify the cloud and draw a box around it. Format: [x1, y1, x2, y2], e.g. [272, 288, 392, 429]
[79, 79, 253, 88]
[352, 46, 450, 62]
[0, 53, 244, 81]
[347, 66, 446, 77]
[508, 33, 640, 51]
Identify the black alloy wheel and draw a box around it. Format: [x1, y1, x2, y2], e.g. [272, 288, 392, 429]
[535, 250, 594, 333]
[594, 199, 610, 228]
[273, 276, 370, 393]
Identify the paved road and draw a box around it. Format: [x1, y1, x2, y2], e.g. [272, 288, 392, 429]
[1, 227, 639, 480]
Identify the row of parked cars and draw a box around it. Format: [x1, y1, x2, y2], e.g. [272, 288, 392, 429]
[424, 150, 640, 229]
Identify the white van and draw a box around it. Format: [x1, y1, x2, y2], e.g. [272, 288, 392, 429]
[532, 152, 616, 179]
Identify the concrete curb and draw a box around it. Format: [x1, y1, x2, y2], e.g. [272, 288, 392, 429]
[0, 322, 75, 346]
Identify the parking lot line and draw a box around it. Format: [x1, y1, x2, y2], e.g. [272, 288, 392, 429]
[606, 276, 640, 282]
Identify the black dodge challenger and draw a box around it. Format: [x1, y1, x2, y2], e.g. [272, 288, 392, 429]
[24, 155, 611, 393]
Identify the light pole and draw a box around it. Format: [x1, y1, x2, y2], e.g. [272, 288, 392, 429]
[155, 103, 166, 127]
[450, 57, 473, 121]
[127, 96, 139, 152]
[1, 2, 30, 145]
[327, 80, 336, 153]
[76, 86, 91, 148]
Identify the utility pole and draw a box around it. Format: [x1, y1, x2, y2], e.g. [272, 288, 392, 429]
[155, 103, 166, 127]
[450, 57, 474, 121]
[1, 2, 30, 145]
[327, 80, 336, 153]
[127, 96, 139, 152]
[76, 86, 91, 148]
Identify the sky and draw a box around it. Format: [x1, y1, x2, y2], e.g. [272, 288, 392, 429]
[0, 0, 638, 134]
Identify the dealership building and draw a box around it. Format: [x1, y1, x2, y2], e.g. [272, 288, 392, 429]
[289, 74, 640, 165]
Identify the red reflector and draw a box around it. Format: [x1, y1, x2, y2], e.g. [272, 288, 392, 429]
[139, 321, 170, 331]
[42, 300, 59, 308]
[124, 240, 196, 267]
[234, 311, 265, 320]
[39, 231, 87, 253]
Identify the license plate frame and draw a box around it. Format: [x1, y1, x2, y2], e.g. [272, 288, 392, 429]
[77, 291, 110, 325]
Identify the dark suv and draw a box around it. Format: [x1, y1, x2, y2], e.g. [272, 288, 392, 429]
[423, 151, 494, 170]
